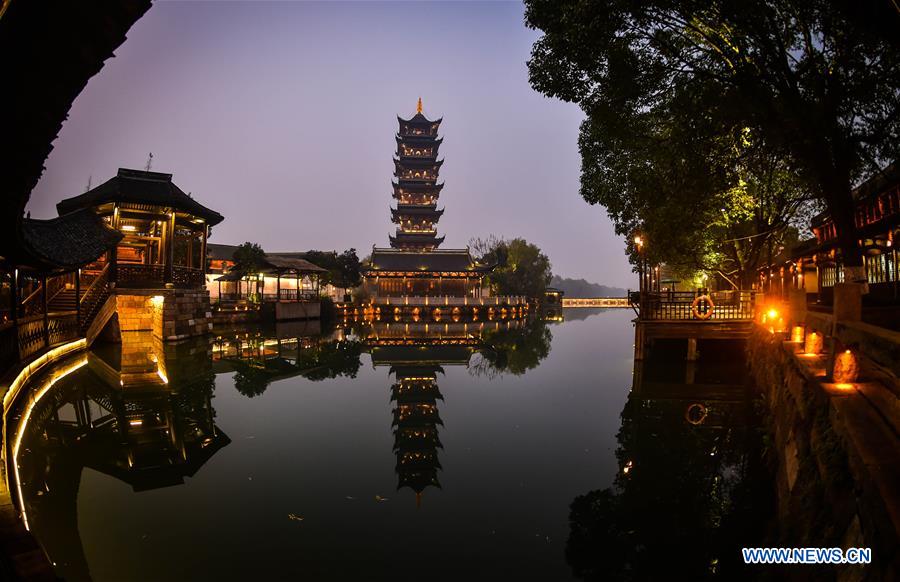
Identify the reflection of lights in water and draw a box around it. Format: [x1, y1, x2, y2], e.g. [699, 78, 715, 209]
[12, 356, 88, 530]
[157, 369, 169, 384]
[129, 419, 144, 427]
[623, 460, 634, 475]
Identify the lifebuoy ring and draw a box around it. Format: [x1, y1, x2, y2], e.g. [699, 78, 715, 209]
[685, 403, 708, 425]
[691, 295, 714, 320]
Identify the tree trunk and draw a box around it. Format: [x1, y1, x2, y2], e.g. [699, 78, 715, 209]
[825, 171, 865, 286]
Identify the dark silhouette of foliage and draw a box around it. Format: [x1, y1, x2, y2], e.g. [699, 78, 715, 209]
[525, 0, 900, 279]
[471, 317, 552, 377]
[305, 249, 362, 290]
[231, 242, 267, 273]
[470, 236, 553, 299]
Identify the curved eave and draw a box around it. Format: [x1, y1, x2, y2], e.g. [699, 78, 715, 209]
[396, 135, 443, 146]
[56, 170, 225, 226]
[394, 158, 444, 171]
[397, 113, 443, 125]
[391, 207, 444, 223]
[389, 234, 445, 248]
[19, 208, 123, 271]
[392, 181, 444, 193]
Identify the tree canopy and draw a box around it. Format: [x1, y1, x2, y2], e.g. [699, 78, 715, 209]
[231, 242, 267, 273]
[304, 249, 362, 289]
[471, 236, 553, 299]
[525, 0, 900, 280]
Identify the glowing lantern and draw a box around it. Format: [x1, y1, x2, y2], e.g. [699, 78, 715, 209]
[791, 325, 805, 343]
[804, 331, 823, 355]
[833, 350, 859, 384]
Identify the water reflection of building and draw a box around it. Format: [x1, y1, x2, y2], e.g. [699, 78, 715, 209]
[13, 334, 227, 581]
[212, 321, 361, 397]
[363, 320, 488, 505]
[566, 338, 770, 580]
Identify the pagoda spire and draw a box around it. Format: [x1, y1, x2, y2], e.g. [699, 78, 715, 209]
[417, 97, 423, 114]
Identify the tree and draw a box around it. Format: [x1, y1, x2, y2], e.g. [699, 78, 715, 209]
[304, 249, 362, 290]
[231, 242, 267, 273]
[526, 0, 900, 283]
[470, 236, 553, 299]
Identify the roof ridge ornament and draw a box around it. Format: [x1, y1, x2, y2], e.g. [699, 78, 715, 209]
[417, 97, 423, 114]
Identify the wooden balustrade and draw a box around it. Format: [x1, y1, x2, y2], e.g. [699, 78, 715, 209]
[15, 312, 79, 361]
[636, 290, 756, 321]
[115, 263, 204, 289]
[172, 265, 204, 288]
[116, 263, 166, 286]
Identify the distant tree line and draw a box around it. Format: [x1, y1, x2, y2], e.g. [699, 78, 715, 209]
[550, 276, 626, 298]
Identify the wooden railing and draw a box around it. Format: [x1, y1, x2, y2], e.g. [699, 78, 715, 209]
[173, 265, 204, 288]
[635, 290, 756, 321]
[373, 296, 529, 307]
[80, 263, 110, 331]
[115, 264, 204, 289]
[15, 312, 79, 361]
[264, 289, 319, 302]
[117, 263, 166, 286]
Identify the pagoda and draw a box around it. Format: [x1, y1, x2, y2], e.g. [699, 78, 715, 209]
[363, 100, 500, 303]
[390, 97, 445, 251]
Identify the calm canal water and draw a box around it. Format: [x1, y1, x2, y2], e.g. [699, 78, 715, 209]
[12, 309, 772, 581]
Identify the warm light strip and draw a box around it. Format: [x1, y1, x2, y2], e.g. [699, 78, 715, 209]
[11, 356, 88, 530]
[3, 339, 87, 411]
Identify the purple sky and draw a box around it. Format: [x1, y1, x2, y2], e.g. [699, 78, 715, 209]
[27, 1, 634, 289]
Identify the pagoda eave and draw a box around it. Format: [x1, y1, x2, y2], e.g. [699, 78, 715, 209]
[394, 157, 444, 169]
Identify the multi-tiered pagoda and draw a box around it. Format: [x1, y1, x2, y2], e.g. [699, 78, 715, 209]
[362, 100, 496, 303]
[390, 97, 445, 251]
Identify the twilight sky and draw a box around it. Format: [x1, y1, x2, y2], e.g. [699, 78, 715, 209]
[27, 1, 635, 289]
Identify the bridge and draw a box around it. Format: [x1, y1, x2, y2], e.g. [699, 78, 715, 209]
[562, 297, 630, 308]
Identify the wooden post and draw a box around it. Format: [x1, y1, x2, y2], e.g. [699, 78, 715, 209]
[75, 268, 81, 329]
[277, 273, 281, 302]
[165, 211, 175, 285]
[201, 225, 208, 277]
[296, 273, 300, 301]
[11, 268, 18, 324]
[686, 338, 698, 361]
[41, 274, 49, 348]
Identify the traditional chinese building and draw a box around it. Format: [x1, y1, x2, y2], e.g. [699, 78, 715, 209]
[362, 101, 529, 316]
[390, 97, 446, 251]
[759, 162, 899, 311]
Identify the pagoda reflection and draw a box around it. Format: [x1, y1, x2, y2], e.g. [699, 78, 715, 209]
[361, 318, 521, 505]
[14, 333, 227, 582]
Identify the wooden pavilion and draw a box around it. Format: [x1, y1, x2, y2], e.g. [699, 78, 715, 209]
[56, 168, 224, 290]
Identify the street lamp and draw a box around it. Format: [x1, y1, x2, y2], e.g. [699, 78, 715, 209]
[634, 234, 646, 293]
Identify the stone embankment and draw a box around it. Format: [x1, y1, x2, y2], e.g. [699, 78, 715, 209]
[748, 286, 900, 580]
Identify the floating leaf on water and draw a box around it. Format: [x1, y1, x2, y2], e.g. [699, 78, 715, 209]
[375, 495, 389, 502]
[288, 513, 304, 522]
[345, 496, 356, 500]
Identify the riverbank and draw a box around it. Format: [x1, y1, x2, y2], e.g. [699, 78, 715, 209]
[748, 327, 900, 580]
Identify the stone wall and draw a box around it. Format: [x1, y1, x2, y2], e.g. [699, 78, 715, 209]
[115, 294, 158, 333]
[112, 290, 212, 342]
[748, 328, 900, 580]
